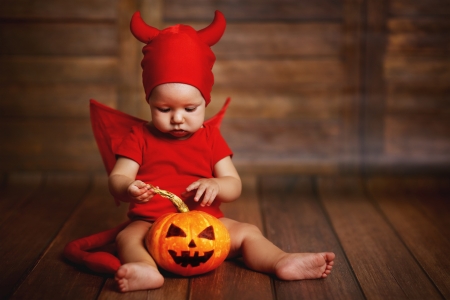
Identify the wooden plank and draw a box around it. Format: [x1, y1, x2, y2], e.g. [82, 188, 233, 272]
[221, 119, 344, 167]
[0, 172, 42, 228]
[164, 0, 343, 22]
[0, 84, 117, 118]
[366, 177, 450, 298]
[386, 85, 449, 116]
[385, 57, 450, 88]
[221, 176, 264, 229]
[387, 18, 450, 56]
[189, 176, 273, 300]
[0, 57, 118, 84]
[208, 87, 344, 120]
[184, 22, 341, 59]
[0, 0, 118, 20]
[116, 0, 148, 119]
[318, 176, 442, 299]
[189, 261, 272, 300]
[369, 177, 450, 239]
[100, 277, 189, 300]
[390, 0, 450, 17]
[339, 0, 366, 173]
[384, 115, 450, 162]
[213, 59, 343, 92]
[11, 174, 129, 300]
[0, 173, 90, 299]
[260, 175, 364, 300]
[0, 22, 118, 56]
[360, 0, 388, 171]
[0, 118, 104, 172]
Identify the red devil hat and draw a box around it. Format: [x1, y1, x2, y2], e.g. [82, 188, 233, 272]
[130, 11, 226, 106]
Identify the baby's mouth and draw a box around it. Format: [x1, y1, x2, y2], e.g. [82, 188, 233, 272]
[170, 129, 189, 137]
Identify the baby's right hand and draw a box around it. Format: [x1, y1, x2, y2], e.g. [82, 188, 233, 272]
[127, 180, 155, 203]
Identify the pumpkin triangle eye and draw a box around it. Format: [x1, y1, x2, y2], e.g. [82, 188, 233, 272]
[166, 224, 187, 238]
[198, 225, 215, 240]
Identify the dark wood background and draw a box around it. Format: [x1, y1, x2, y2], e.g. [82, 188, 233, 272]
[1, 0, 449, 175]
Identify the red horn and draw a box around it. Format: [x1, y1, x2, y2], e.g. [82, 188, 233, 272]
[197, 10, 226, 46]
[130, 11, 159, 43]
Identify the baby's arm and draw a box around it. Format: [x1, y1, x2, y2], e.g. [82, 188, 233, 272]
[185, 156, 241, 207]
[109, 157, 155, 203]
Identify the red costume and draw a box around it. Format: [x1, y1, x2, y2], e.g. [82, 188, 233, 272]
[117, 122, 232, 221]
[63, 10, 230, 274]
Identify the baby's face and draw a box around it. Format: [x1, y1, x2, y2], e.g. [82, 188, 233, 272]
[148, 83, 206, 140]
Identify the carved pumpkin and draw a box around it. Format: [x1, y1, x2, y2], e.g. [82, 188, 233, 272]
[145, 187, 230, 276]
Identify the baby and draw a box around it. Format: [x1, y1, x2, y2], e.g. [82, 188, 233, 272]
[109, 11, 334, 292]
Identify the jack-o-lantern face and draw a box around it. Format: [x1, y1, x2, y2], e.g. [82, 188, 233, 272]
[166, 224, 215, 267]
[146, 211, 230, 276]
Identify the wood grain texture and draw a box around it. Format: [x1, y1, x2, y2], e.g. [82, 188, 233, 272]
[0, 84, 117, 118]
[390, 0, 450, 17]
[186, 22, 342, 59]
[366, 177, 450, 298]
[0, 119, 103, 172]
[386, 85, 450, 116]
[11, 175, 127, 300]
[116, 0, 146, 118]
[0, 22, 118, 56]
[99, 278, 189, 300]
[360, 0, 388, 168]
[213, 59, 343, 91]
[0, 0, 119, 20]
[318, 176, 442, 299]
[221, 119, 344, 166]
[0, 57, 118, 84]
[1, 0, 449, 173]
[385, 57, 450, 87]
[387, 18, 450, 56]
[0, 173, 90, 299]
[339, 0, 366, 173]
[384, 115, 450, 162]
[260, 176, 364, 300]
[0, 172, 42, 228]
[1, 174, 449, 299]
[164, 0, 343, 21]
[208, 87, 344, 120]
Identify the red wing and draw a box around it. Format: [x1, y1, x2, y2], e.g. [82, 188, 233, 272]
[90, 99, 147, 175]
[204, 97, 230, 129]
[90, 98, 231, 203]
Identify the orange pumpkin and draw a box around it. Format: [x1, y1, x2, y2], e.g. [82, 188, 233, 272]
[145, 187, 230, 276]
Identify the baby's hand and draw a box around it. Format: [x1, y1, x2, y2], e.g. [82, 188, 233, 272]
[127, 180, 155, 203]
[184, 179, 220, 207]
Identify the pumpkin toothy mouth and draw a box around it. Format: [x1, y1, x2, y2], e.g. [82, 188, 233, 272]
[168, 250, 214, 267]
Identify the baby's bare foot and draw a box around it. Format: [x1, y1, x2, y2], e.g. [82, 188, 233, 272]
[275, 252, 335, 280]
[115, 262, 164, 292]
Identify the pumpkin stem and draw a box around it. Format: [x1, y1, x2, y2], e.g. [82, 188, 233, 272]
[152, 186, 190, 213]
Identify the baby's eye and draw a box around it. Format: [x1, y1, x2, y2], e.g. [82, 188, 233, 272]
[185, 106, 197, 112]
[157, 107, 170, 113]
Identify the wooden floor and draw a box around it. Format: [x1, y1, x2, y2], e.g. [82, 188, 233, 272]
[1, 173, 449, 300]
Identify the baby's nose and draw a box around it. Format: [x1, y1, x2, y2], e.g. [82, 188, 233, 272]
[171, 112, 184, 123]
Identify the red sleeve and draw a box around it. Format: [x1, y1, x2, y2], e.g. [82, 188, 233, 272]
[115, 125, 144, 165]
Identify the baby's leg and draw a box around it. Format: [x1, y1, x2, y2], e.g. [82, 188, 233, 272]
[115, 220, 164, 292]
[220, 218, 335, 280]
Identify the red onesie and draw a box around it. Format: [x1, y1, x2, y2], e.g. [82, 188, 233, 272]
[115, 122, 233, 221]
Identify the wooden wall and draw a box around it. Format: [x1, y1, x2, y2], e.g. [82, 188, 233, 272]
[0, 0, 449, 174]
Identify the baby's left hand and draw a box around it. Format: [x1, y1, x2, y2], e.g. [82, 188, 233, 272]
[183, 178, 220, 207]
